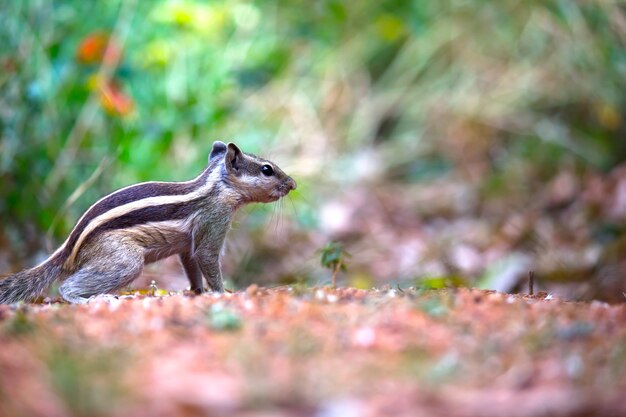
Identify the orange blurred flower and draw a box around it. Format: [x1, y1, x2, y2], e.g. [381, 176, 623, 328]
[76, 32, 121, 65]
[99, 81, 134, 116]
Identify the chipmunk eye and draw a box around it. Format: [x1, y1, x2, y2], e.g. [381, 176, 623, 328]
[261, 164, 274, 176]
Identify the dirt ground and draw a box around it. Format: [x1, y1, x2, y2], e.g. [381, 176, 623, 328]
[0, 287, 625, 417]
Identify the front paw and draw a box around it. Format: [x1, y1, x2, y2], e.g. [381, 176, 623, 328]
[207, 284, 225, 293]
[191, 286, 205, 295]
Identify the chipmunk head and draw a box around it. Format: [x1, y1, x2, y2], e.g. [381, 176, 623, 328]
[210, 141, 297, 204]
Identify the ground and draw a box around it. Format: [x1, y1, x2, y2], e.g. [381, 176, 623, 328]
[0, 287, 625, 417]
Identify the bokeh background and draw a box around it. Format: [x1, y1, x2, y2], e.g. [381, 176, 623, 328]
[1, 0, 625, 301]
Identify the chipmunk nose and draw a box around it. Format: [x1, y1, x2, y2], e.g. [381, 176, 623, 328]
[287, 177, 297, 191]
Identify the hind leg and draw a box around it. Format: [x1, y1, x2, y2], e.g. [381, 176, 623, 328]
[59, 239, 144, 303]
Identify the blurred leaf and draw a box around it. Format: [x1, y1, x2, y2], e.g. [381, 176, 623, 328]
[349, 273, 374, 290]
[417, 276, 468, 290]
[417, 294, 449, 318]
[319, 241, 350, 271]
[46, 343, 127, 416]
[206, 304, 242, 331]
[2, 307, 35, 336]
[375, 14, 407, 42]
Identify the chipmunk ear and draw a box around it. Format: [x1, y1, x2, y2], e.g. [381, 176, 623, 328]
[225, 143, 243, 173]
[209, 141, 227, 161]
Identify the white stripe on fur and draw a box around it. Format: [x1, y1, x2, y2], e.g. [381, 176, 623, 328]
[65, 168, 221, 267]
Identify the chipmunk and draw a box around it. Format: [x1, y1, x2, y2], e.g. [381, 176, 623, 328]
[0, 141, 296, 304]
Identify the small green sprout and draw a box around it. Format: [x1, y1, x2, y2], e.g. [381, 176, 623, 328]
[319, 241, 350, 288]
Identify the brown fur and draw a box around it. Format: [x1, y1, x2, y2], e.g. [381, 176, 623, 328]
[0, 142, 296, 304]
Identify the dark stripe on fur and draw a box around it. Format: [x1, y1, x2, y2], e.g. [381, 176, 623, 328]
[62, 160, 219, 260]
[76, 185, 222, 253]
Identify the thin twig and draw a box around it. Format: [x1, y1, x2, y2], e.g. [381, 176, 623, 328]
[528, 270, 535, 296]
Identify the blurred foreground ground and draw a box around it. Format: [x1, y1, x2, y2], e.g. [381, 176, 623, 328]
[1, 287, 625, 417]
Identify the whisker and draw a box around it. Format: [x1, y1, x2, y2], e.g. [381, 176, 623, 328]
[279, 198, 285, 234]
[288, 187, 315, 209]
[274, 199, 281, 235]
[268, 201, 278, 232]
[288, 195, 299, 219]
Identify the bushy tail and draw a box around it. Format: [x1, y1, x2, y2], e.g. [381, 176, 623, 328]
[0, 262, 61, 304]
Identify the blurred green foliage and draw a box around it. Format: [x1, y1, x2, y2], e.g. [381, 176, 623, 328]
[0, 1, 625, 288]
[45, 341, 128, 417]
[206, 303, 243, 331]
[2, 306, 36, 336]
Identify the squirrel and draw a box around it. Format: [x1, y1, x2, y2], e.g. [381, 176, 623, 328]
[0, 141, 296, 304]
